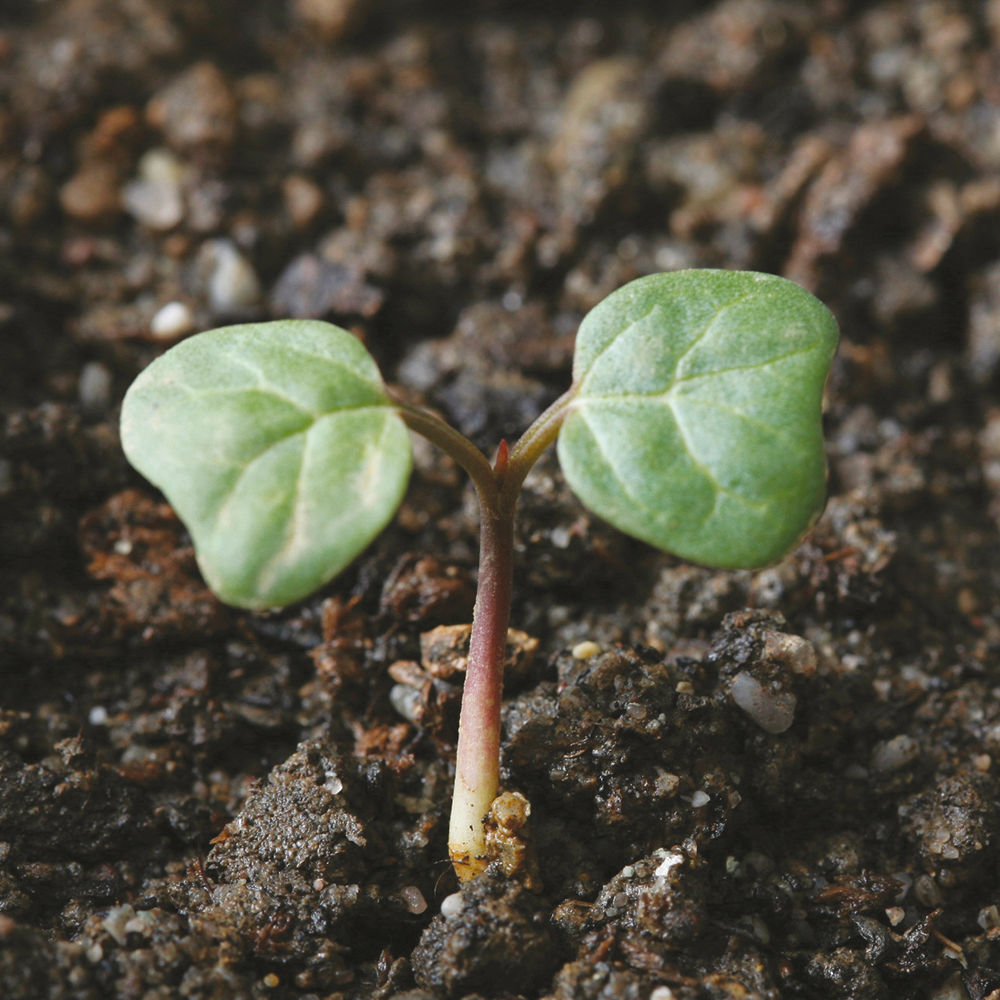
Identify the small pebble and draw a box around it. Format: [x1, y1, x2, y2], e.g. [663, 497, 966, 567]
[201, 238, 261, 316]
[978, 904, 1000, 931]
[321, 765, 343, 794]
[283, 174, 325, 229]
[440, 892, 463, 918]
[690, 790, 710, 808]
[751, 914, 771, 944]
[389, 683, 422, 724]
[150, 301, 195, 340]
[79, 361, 113, 416]
[293, 0, 370, 42]
[122, 149, 185, 230]
[730, 671, 797, 734]
[572, 640, 601, 660]
[148, 62, 238, 159]
[401, 885, 428, 914]
[59, 162, 121, 223]
[653, 850, 684, 878]
[88, 706, 108, 726]
[122, 179, 184, 230]
[654, 770, 680, 797]
[649, 988, 676, 1000]
[870, 734, 920, 774]
[762, 632, 818, 676]
[102, 905, 136, 946]
[263, 972, 280, 988]
[914, 873, 943, 908]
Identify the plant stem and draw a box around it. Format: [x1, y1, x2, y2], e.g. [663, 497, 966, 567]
[447, 504, 514, 879]
[501, 387, 577, 511]
[392, 398, 499, 507]
[392, 387, 578, 880]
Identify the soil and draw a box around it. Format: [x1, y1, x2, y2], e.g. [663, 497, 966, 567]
[3, 1, 1000, 998]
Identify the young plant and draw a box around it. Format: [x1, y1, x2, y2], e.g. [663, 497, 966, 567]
[121, 270, 838, 880]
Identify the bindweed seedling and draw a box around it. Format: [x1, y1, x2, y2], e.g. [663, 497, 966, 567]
[121, 270, 838, 880]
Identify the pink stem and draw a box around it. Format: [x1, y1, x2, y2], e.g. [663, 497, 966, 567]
[447, 505, 515, 878]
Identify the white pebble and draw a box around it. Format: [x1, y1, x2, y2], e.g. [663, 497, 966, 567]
[139, 147, 186, 186]
[653, 849, 684, 879]
[122, 151, 186, 230]
[79, 361, 112, 415]
[729, 671, 797, 734]
[321, 764, 343, 795]
[870, 734, 919, 774]
[572, 640, 601, 660]
[440, 892, 463, 918]
[690, 790, 710, 808]
[122, 179, 183, 230]
[101, 904, 136, 945]
[88, 706, 108, 726]
[649, 988, 676, 1000]
[204, 238, 260, 316]
[979, 904, 1000, 931]
[150, 301, 195, 340]
[389, 683, 422, 723]
[550, 525, 571, 549]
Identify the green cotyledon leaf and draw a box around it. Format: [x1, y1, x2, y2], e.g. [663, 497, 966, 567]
[120, 320, 411, 609]
[557, 270, 839, 568]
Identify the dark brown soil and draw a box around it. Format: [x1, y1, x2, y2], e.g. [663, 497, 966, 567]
[3, 2, 1000, 997]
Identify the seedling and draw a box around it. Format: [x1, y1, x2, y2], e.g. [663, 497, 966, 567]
[121, 270, 838, 880]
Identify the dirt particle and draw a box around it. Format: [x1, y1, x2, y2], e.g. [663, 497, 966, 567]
[59, 161, 121, 224]
[412, 877, 555, 998]
[147, 62, 238, 162]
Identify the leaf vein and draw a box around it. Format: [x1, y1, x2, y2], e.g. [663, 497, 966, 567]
[671, 288, 761, 375]
[665, 398, 770, 514]
[671, 342, 822, 385]
[579, 303, 661, 381]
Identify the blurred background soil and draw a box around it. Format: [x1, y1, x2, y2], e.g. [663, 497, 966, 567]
[3, 1, 1000, 997]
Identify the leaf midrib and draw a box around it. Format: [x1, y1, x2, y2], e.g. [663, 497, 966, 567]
[206, 403, 391, 532]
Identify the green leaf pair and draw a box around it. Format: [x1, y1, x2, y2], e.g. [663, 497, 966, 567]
[121, 271, 838, 609]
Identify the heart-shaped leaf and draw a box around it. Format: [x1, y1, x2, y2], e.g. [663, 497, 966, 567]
[558, 270, 838, 568]
[121, 320, 411, 609]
